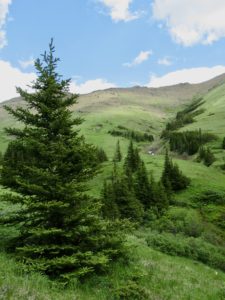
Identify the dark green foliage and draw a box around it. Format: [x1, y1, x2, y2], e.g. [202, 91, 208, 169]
[161, 150, 190, 193]
[151, 208, 204, 238]
[124, 141, 141, 173]
[222, 137, 225, 150]
[221, 158, 225, 170]
[134, 163, 168, 213]
[146, 232, 225, 272]
[96, 147, 108, 163]
[197, 147, 216, 166]
[161, 97, 205, 138]
[102, 169, 144, 222]
[150, 180, 169, 215]
[194, 190, 225, 205]
[103, 141, 169, 221]
[111, 280, 150, 300]
[0, 151, 3, 166]
[101, 181, 120, 219]
[109, 126, 154, 143]
[133, 161, 152, 208]
[168, 130, 217, 155]
[113, 140, 122, 162]
[0, 41, 125, 281]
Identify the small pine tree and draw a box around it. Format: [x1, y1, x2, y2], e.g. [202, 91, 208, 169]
[102, 165, 144, 222]
[101, 181, 120, 219]
[197, 147, 216, 167]
[161, 149, 173, 195]
[96, 147, 108, 163]
[113, 140, 122, 162]
[124, 140, 141, 173]
[151, 180, 168, 215]
[222, 137, 225, 150]
[204, 148, 215, 167]
[134, 161, 152, 209]
[161, 149, 190, 193]
[0, 41, 125, 281]
[0, 150, 3, 166]
[114, 174, 144, 222]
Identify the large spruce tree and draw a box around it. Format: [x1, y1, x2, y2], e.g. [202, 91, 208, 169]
[0, 41, 125, 281]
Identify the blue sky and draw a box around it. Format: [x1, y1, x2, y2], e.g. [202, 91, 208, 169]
[1, 0, 225, 101]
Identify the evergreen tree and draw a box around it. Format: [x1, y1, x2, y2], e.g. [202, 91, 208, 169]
[113, 140, 122, 162]
[151, 179, 168, 214]
[101, 180, 120, 219]
[161, 149, 173, 195]
[113, 174, 144, 222]
[161, 149, 190, 193]
[197, 147, 216, 167]
[96, 147, 108, 163]
[102, 166, 143, 222]
[0, 150, 3, 166]
[134, 161, 153, 209]
[124, 140, 140, 173]
[0, 41, 125, 281]
[222, 137, 225, 150]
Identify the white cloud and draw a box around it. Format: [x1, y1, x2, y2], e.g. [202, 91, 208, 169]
[0, 60, 36, 102]
[147, 66, 225, 88]
[19, 57, 35, 69]
[123, 50, 152, 67]
[158, 57, 172, 66]
[70, 78, 117, 94]
[98, 0, 140, 22]
[152, 0, 225, 46]
[0, 0, 12, 48]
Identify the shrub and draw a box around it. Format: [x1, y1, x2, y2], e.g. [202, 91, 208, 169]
[194, 190, 225, 205]
[197, 147, 216, 166]
[146, 232, 225, 272]
[152, 208, 204, 238]
[111, 280, 150, 300]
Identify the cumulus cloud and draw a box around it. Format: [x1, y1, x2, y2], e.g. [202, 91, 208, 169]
[147, 66, 225, 88]
[0, 60, 36, 102]
[0, 0, 12, 48]
[158, 57, 172, 66]
[152, 0, 225, 46]
[123, 50, 152, 67]
[98, 0, 140, 22]
[19, 56, 35, 69]
[70, 78, 117, 94]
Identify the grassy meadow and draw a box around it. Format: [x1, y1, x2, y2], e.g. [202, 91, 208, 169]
[0, 78, 225, 299]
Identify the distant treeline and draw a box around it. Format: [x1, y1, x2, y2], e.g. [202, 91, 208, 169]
[161, 97, 218, 155]
[108, 125, 154, 142]
[169, 130, 217, 155]
[161, 97, 205, 138]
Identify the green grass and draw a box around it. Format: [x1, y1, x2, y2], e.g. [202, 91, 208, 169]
[0, 235, 225, 300]
[0, 80, 225, 299]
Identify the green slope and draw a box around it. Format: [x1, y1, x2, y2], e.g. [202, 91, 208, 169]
[1, 73, 225, 154]
[0, 75, 225, 299]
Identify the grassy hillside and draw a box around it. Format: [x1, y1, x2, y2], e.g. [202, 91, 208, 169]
[1, 73, 225, 153]
[0, 75, 225, 299]
[0, 232, 225, 300]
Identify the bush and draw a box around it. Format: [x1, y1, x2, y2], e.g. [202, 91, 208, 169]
[146, 232, 225, 272]
[194, 190, 225, 205]
[111, 280, 150, 300]
[197, 147, 216, 166]
[151, 208, 204, 238]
